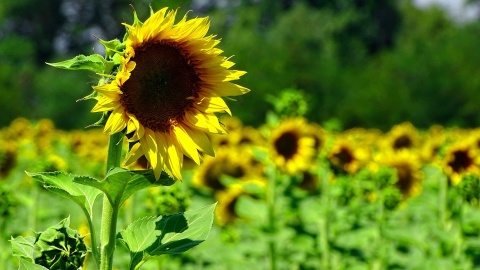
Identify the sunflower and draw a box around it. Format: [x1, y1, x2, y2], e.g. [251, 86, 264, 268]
[193, 146, 263, 191]
[381, 122, 419, 151]
[269, 118, 316, 175]
[442, 142, 479, 186]
[327, 138, 369, 175]
[375, 150, 423, 199]
[91, 8, 249, 179]
[215, 180, 264, 226]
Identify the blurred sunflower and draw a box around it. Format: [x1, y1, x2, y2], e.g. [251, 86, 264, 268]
[193, 146, 263, 191]
[0, 141, 17, 178]
[382, 122, 419, 151]
[305, 123, 327, 156]
[443, 142, 479, 185]
[91, 8, 249, 179]
[376, 150, 423, 199]
[215, 180, 264, 226]
[269, 118, 315, 175]
[327, 138, 369, 175]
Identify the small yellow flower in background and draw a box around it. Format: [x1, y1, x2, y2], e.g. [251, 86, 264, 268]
[215, 180, 265, 226]
[269, 118, 316, 175]
[193, 146, 263, 191]
[375, 149, 423, 199]
[327, 138, 369, 175]
[443, 141, 479, 186]
[91, 7, 249, 180]
[381, 122, 419, 151]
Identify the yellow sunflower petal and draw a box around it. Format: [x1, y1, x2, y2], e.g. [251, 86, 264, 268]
[104, 107, 127, 134]
[91, 96, 117, 113]
[201, 82, 250, 97]
[164, 135, 183, 180]
[124, 142, 143, 166]
[195, 97, 231, 115]
[173, 125, 201, 164]
[182, 124, 215, 156]
[141, 129, 158, 168]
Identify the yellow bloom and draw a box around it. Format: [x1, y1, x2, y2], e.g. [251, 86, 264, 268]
[269, 118, 316, 175]
[443, 142, 479, 185]
[91, 8, 249, 180]
[381, 122, 419, 151]
[375, 150, 423, 199]
[327, 138, 369, 175]
[193, 146, 263, 191]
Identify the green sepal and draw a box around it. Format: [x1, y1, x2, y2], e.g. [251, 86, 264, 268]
[118, 203, 216, 269]
[85, 111, 109, 129]
[74, 167, 175, 209]
[25, 171, 102, 220]
[98, 38, 124, 63]
[46, 54, 113, 74]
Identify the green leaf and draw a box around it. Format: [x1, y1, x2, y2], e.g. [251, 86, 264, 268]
[74, 167, 175, 208]
[10, 236, 35, 260]
[46, 54, 111, 73]
[26, 171, 102, 219]
[18, 258, 49, 270]
[147, 203, 216, 255]
[118, 204, 216, 268]
[119, 216, 161, 268]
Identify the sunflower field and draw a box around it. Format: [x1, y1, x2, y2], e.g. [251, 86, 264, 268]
[3, 0, 480, 269]
[2, 114, 480, 269]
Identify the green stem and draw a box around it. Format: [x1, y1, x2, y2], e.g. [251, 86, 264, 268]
[86, 212, 100, 266]
[373, 190, 385, 270]
[100, 132, 124, 270]
[319, 168, 330, 270]
[439, 173, 448, 229]
[267, 167, 277, 270]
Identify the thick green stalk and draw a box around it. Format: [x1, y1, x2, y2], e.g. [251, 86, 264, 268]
[319, 168, 330, 270]
[100, 132, 124, 270]
[439, 173, 448, 229]
[267, 167, 277, 270]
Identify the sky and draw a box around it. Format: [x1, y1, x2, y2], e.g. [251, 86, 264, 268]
[414, 0, 480, 22]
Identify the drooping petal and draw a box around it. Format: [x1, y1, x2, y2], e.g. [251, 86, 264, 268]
[124, 142, 144, 166]
[140, 129, 158, 169]
[172, 125, 201, 164]
[104, 107, 127, 134]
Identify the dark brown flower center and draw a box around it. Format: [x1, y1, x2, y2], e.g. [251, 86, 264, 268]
[120, 42, 199, 132]
[448, 150, 473, 173]
[393, 134, 412, 149]
[274, 131, 299, 159]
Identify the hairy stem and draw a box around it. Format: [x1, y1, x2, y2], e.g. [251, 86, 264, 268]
[99, 132, 124, 270]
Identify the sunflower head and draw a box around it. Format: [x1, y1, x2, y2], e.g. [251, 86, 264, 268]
[382, 122, 419, 151]
[443, 142, 479, 185]
[376, 150, 423, 199]
[327, 138, 369, 175]
[269, 118, 316, 175]
[90, 7, 249, 180]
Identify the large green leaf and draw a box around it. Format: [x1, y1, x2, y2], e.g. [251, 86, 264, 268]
[149, 203, 216, 255]
[26, 171, 102, 220]
[10, 235, 35, 260]
[46, 54, 111, 73]
[119, 203, 216, 269]
[119, 216, 161, 268]
[74, 167, 175, 208]
[18, 258, 49, 270]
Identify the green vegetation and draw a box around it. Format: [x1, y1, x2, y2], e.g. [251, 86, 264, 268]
[1, 0, 479, 130]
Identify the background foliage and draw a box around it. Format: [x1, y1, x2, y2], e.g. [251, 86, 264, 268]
[1, 0, 480, 130]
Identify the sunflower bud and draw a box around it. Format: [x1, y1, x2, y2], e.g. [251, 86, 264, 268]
[33, 217, 87, 269]
[146, 184, 191, 216]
